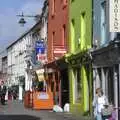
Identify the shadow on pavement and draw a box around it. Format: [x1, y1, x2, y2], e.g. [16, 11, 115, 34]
[0, 115, 41, 120]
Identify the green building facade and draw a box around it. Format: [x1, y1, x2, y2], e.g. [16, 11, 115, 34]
[66, 0, 92, 115]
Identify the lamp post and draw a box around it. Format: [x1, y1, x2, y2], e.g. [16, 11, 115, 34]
[16, 12, 41, 26]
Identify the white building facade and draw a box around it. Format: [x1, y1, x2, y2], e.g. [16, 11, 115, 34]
[7, 32, 34, 100]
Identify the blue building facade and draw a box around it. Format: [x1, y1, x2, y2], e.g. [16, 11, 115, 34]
[92, 0, 120, 119]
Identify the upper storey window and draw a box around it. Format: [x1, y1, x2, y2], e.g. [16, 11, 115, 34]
[100, 1, 107, 46]
[71, 0, 75, 3]
[63, 0, 67, 8]
[52, 0, 55, 17]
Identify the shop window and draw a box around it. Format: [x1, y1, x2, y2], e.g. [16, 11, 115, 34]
[107, 68, 115, 104]
[74, 68, 81, 103]
[100, 1, 107, 46]
[51, 81, 54, 92]
[38, 81, 44, 91]
[55, 72, 59, 91]
[36, 81, 46, 92]
[97, 68, 102, 88]
[52, 0, 55, 17]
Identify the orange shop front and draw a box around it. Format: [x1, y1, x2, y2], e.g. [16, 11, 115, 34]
[32, 68, 54, 110]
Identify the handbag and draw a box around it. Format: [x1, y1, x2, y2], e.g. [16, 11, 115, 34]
[101, 105, 113, 117]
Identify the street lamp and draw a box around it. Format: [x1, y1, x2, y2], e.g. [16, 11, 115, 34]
[16, 12, 41, 26]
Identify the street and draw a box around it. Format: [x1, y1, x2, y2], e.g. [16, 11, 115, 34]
[0, 100, 92, 120]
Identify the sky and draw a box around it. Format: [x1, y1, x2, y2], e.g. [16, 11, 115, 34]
[0, 0, 44, 52]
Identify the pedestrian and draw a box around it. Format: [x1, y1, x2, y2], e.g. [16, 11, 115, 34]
[93, 88, 108, 120]
[0, 81, 7, 105]
[12, 89, 17, 100]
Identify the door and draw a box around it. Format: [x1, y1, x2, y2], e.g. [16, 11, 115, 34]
[61, 69, 69, 108]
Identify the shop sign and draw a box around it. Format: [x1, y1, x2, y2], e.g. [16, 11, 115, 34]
[37, 92, 49, 99]
[109, 0, 120, 32]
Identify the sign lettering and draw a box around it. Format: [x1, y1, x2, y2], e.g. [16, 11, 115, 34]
[109, 0, 120, 32]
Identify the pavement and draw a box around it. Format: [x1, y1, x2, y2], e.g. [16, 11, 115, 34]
[0, 100, 93, 120]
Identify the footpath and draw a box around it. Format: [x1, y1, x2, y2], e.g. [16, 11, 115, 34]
[0, 100, 93, 120]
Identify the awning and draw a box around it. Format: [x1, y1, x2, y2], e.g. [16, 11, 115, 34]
[44, 56, 68, 70]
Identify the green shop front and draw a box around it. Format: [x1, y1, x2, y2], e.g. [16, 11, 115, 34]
[66, 52, 92, 115]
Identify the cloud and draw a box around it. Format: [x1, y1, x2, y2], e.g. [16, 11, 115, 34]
[0, 0, 44, 51]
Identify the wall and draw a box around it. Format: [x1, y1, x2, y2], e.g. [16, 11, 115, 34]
[93, 0, 109, 47]
[69, 0, 92, 53]
[7, 33, 33, 87]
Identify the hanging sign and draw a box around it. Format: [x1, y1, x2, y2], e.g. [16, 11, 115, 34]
[109, 0, 120, 32]
[35, 40, 46, 62]
[35, 40, 45, 54]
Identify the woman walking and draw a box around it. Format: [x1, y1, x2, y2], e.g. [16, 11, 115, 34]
[93, 88, 108, 120]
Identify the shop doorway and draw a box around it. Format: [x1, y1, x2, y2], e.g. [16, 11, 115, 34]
[60, 69, 69, 108]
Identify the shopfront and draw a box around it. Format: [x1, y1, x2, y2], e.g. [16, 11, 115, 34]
[92, 41, 120, 119]
[44, 57, 69, 108]
[66, 52, 92, 115]
[32, 68, 54, 110]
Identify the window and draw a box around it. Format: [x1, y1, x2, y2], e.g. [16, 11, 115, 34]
[71, 19, 75, 52]
[62, 24, 66, 46]
[74, 68, 81, 103]
[52, 0, 55, 16]
[62, 0, 67, 8]
[52, 32, 55, 58]
[71, 0, 75, 3]
[51, 81, 54, 92]
[80, 12, 86, 49]
[52, 31, 55, 44]
[107, 67, 115, 104]
[101, 1, 107, 46]
[97, 68, 102, 88]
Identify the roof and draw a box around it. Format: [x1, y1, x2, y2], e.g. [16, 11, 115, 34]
[7, 19, 42, 50]
[0, 50, 7, 58]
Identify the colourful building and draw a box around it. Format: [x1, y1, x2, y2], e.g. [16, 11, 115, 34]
[45, 0, 69, 108]
[92, 0, 120, 119]
[66, 0, 92, 115]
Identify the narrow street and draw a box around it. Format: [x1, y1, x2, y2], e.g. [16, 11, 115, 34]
[0, 100, 92, 120]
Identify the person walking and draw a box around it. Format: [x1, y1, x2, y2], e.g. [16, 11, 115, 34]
[0, 81, 7, 105]
[93, 88, 108, 120]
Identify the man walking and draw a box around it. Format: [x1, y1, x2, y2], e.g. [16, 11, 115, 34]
[0, 81, 7, 105]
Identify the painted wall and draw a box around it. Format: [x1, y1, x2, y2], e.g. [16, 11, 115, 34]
[48, 0, 69, 62]
[69, 0, 92, 53]
[69, 0, 92, 114]
[93, 0, 110, 48]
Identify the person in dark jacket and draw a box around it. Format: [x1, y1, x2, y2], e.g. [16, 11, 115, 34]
[0, 81, 7, 105]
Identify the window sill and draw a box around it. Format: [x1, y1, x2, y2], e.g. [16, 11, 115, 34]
[62, 4, 67, 9]
[51, 13, 55, 18]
